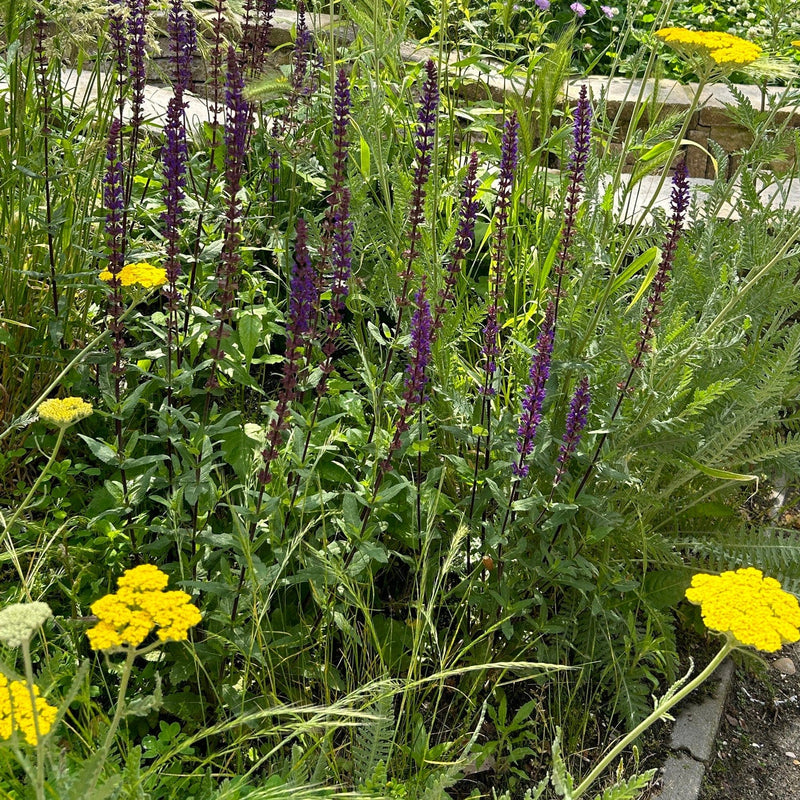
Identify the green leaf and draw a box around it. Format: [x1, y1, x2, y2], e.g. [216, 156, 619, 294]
[238, 312, 262, 366]
[677, 453, 758, 482]
[609, 245, 660, 295]
[360, 135, 371, 179]
[78, 435, 118, 465]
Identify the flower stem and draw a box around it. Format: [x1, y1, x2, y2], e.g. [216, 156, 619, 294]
[21, 638, 45, 800]
[573, 641, 733, 799]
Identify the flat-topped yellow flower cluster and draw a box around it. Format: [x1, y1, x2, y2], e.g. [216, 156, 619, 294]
[37, 397, 93, 428]
[0, 674, 57, 746]
[99, 261, 167, 289]
[656, 28, 763, 68]
[686, 567, 800, 652]
[87, 564, 201, 651]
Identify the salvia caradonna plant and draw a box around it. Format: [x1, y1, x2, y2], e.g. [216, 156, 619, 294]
[7, 3, 800, 796]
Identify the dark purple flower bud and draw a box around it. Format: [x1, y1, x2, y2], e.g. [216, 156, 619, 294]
[225, 46, 250, 186]
[435, 151, 480, 328]
[632, 159, 689, 368]
[554, 376, 591, 485]
[513, 303, 555, 477]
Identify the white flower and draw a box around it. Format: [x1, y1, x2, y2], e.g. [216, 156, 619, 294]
[0, 602, 52, 647]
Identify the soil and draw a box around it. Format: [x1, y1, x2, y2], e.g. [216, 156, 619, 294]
[700, 642, 800, 800]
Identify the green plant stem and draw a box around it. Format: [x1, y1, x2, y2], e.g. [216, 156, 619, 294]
[21, 638, 45, 800]
[572, 641, 733, 800]
[88, 646, 136, 796]
[0, 426, 66, 599]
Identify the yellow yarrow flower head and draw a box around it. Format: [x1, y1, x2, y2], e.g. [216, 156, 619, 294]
[86, 564, 201, 652]
[99, 261, 167, 289]
[656, 27, 763, 77]
[0, 602, 52, 648]
[686, 567, 800, 652]
[37, 397, 93, 428]
[0, 674, 58, 746]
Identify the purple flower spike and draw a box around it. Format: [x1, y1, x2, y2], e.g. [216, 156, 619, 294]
[481, 112, 519, 391]
[127, 0, 148, 131]
[383, 278, 433, 471]
[289, 217, 319, 343]
[435, 150, 480, 328]
[632, 160, 690, 368]
[400, 59, 439, 288]
[513, 303, 555, 477]
[554, 85, 591, 324]
[331, 68, 351, 200]
[404, 278, 434, 406]
[554, 376, 591, 485]
[168, 0, 197, 96]
[162, 94, 188, 299]
[103, 119, 126, 373]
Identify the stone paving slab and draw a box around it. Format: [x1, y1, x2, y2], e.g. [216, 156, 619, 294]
[654, 753, 707, 800]
[651, 659, 735, 800]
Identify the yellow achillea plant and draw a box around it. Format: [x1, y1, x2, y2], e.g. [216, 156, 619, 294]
[99, 261, 167, 289]
[37, 397, 93, 428]
[0, 674, 57, 746]
[87, 564, 201, 651]
[685, 566, 800, 652]
[656, 27, 763, 71]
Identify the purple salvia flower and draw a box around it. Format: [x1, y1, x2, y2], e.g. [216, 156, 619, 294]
[330, 68, 351, 201]
[481, 112, 519, 391]
[258, 219, 319, 485]
[288, 217, 318, 343]
[554, 376, 591, 485]
[290, 0, 312, 97]
[552, 85, 591, 330]
[108, 0, 128, 122]
[403, 278, 434, 406]
[632, 160, 690, 369]
[162, 94, 188, 304]
[255, 0, 278, 67]
[399, 59, 439, 289]
[513, 303, 555, 477]
[319, 188, 353, 388]
[167, 0, 196, 96]
[382, 279, 433, 471]
[240, 0, 258, 70]
[127, 0, 148, 138]
[208, 0, 227, 133]
[206, 47, 251, 388]
[556, 85, 591, 278]
[104, 119, 126, 375]
[435, 151, 480, 329]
